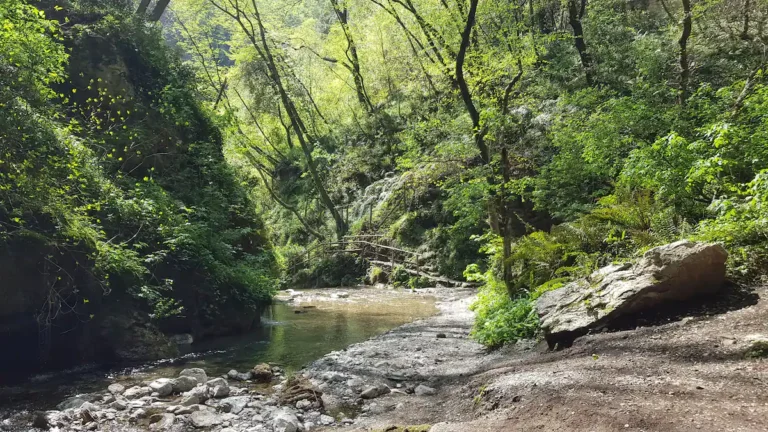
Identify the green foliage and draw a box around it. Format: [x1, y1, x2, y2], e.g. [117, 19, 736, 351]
[367, 265, 387, 284]
[1, 1, 277, 333]
[407, 275, 431, 290]
[292, 253, 366, 288]
[467, 263, 539, 348]
[390, 265, 410, 288]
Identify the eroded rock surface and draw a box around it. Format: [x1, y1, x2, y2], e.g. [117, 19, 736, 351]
[536, 240, 728, 347]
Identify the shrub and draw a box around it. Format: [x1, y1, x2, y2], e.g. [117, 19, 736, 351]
[367, 265, 388, 284]
[390, 265, 410, 287]
[407, 275, 431, 289]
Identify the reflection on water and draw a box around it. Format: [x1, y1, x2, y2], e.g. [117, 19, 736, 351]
[150, 288, 437, 378]
[0, 288, 436, 410]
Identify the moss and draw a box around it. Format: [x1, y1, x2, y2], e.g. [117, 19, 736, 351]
[745, 340, 768, 359]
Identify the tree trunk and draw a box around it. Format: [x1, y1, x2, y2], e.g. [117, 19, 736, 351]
[148, 0, 170, 21]
[330, 0, 375, 112]
[135, 0, 151, 15]
[249, 4, 348, 240]
[678, 0, 692, 105]
[567, 0, 594, 86]
[456, 0, 489, 164]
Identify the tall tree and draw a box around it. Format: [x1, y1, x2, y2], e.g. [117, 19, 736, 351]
[330, 0, 375, 112]
[208, 0, 348, 239]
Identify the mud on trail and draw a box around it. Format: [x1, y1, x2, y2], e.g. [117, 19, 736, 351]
[308, 287, 768, 432]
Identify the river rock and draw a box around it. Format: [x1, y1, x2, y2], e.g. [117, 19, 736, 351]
[124, 386, 152, 399]
[180, 393, 200, 406]
[190, 410, 221, 428]
[251, 363, 273, 383]
[56, 396, 88, 411]
[149, 378, 174, 397]
[227, 369, 253, 381]
[536, 240, 727, 347]
[207, 378, 230, 398]
[414, 384, 437, 396]
[319, 414, 334, 426]
[169, 334, 193, 345]
[131, 409, 147, 420]
[179, 368, 208, 386]
[184, 384, 209, 402]
[172, 376, 198, 393]
[360, 384, 390, 399]
[272, 409, 300, 432]
[109, 397, 128, 411]
[148, 413, 175, 430]
[77, 402, 98, 423]
[107, 383, 126, 395]
[220, 396, 249, 414]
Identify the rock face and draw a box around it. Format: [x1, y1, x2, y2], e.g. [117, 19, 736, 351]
[536, 241, 727, 347]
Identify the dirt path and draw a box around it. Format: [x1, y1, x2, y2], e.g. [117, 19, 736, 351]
[306, 287, 768, 432]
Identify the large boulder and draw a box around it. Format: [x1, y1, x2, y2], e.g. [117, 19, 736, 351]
[536, 241, 727, 347]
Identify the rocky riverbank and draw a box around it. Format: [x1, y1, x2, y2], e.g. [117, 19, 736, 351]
[1, 363, 340, 432]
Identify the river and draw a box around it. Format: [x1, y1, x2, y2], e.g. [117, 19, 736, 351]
[0, 287, 436, 412]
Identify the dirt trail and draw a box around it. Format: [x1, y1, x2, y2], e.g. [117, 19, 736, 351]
[307, 287, 768, 432]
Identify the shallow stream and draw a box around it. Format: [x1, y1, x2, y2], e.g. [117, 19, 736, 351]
[0, 287, 437, 411]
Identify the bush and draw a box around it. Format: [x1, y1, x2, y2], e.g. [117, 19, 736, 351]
[367, 265, 388, 284]
[407, 275, 431, 289]
[390, 265, 410, 287]
[469, 274, 540, 348]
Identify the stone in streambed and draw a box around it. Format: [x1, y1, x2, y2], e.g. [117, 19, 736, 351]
[179, 368, 208, 386]
[148, 413, 175, 430]
[360, 384, 390, 399]
[56, 396, 88, 411]
[272, 408, 300, 432]
[251, 363, 273, 383]
[149, 378, 174, 397]
[107, 383, 125, 395]
[207, 378, 230, 398]
[172, 376, 198, 393]
[190, 410, 222, 428]
[220, 396, 249, 414]
[414, 384, 437, 396]
[124, 386, 151, 399]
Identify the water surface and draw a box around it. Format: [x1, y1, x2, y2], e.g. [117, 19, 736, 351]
[0, 287, 436, 410]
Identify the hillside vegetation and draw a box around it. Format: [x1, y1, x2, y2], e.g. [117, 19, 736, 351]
[166, 0, 768, 346]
